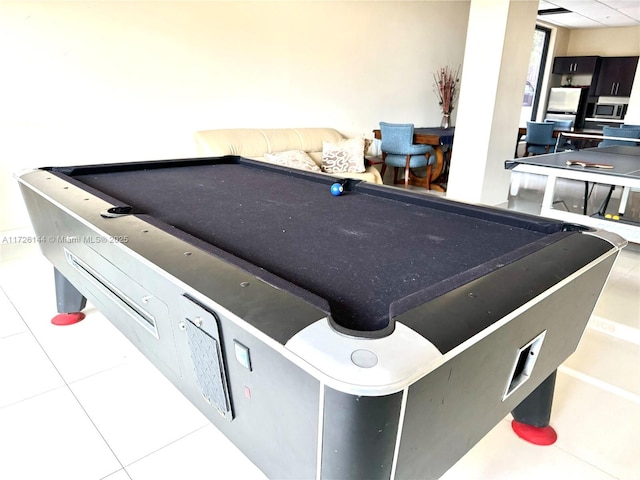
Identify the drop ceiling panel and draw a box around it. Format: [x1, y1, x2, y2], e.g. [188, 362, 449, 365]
[538, 0, 640, 28]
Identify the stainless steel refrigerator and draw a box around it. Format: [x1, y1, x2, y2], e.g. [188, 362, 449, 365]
[545, 87, 590, 128]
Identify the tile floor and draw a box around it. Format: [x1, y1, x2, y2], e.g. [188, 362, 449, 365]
[1, 175, 639, 480]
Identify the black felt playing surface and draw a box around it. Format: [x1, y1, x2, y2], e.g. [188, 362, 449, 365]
[68, 160, 569, 332]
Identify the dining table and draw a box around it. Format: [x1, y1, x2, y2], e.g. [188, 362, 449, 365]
[373, 127, 454, 192]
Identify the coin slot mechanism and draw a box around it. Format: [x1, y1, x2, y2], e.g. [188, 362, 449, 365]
[503, 331, 546, 401]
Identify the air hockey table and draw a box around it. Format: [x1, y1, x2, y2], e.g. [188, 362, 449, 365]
[17, 156, 625, 479]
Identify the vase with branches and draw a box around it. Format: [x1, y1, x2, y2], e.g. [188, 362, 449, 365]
[433, 65, 460, 129]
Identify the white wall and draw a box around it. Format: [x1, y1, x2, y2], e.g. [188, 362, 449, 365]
[2, 2, 638, 232]
[567, 26, 640, 56]
[0, 1, 470, 231]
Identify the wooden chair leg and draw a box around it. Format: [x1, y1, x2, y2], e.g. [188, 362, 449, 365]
[380, 152, 387, 180]
[524, 144, 530, 157]
[393, 167, 401, 185]
[404, 155, 411, 189]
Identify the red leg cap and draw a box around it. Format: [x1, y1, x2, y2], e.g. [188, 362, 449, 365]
[511, 419, 558, 445]
[51, 312, 85, 326]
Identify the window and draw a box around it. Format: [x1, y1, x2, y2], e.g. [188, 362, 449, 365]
[521, 26, 551, 122]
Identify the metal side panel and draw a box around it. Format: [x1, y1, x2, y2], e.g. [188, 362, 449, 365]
[172, 298, 321, 480]
[393, 254, 617, 480]
[321, 387, 403, 479]
[17, 196, 182, 379]
[18, 175, 322, 479]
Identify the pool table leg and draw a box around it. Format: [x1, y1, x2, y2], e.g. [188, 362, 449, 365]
[52, 268, 87, 325]
[510, 370, 558, 445]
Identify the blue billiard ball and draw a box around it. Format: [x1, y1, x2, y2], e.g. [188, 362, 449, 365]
[330, 183, 344, 196]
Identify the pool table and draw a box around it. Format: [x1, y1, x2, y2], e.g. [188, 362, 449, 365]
[17, 156, 625, 479]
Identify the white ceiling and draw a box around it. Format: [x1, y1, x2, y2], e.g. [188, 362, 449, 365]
[538, 0, 640, 28]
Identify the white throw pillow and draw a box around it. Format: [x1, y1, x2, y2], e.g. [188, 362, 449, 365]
[321, 137, 366, 174]
[263, 150, 321, 172]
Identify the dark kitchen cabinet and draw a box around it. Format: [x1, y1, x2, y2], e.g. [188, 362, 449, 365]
[595, 56, 639, 97]
[552, 56, 600, 75]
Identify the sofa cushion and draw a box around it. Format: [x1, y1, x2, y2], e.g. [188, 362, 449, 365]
[193, 128, 383, 184]
[264, 150, 321, 172]
[321, 137, 366, 174]
[194, 128, 345, 158]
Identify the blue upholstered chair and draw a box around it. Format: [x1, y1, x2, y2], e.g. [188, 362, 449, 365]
[545, 119, 574, 131]
[598, 125, 640, 147]
[545, 119, 574, 151]
[379, 122, 436, 189]
[524, 121, 556, 156]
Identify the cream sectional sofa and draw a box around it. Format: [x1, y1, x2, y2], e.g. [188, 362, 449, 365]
[193, 128, 382, 184]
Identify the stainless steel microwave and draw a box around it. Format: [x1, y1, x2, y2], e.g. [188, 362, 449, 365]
[594, 103, 627, 120]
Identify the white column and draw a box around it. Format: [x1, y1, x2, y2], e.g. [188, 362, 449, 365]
[446, 0, 538, 206]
